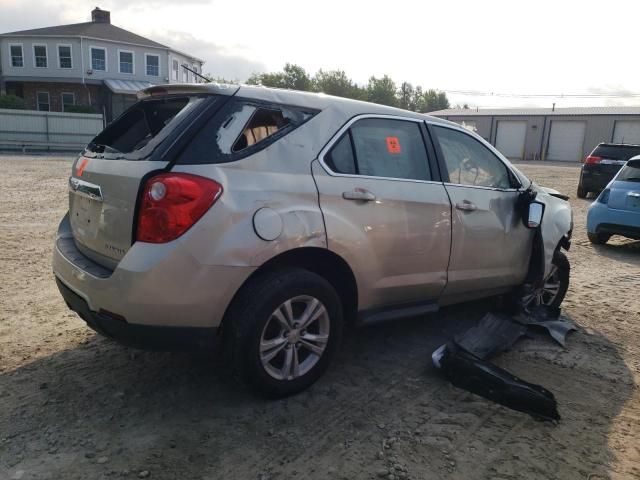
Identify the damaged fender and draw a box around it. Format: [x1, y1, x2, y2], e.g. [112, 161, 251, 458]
[534, 185, 573, 279]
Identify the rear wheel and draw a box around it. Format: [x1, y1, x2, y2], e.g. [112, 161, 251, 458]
[588, 232, 611, 244]
[576, 184, 588, 199]
[521, 251, 570, 310]
[226, 268, 343, 397]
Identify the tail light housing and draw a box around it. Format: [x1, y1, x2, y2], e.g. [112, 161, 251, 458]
[584, 155, 602, 164]
[136, 173, 222, 243]
[597, 188, 610, 204]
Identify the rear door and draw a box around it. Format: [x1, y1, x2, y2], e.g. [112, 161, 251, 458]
[429, 123, 533, 297]
[312, 116, 452, 310]
[68, 90, 234, 269]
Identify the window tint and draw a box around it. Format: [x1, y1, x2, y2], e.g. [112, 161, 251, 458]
[58, 45, 72, 69]
[593, 144, 640, 160]
[434, 126, 514, 189]
[618, 160, 640, 181]
[177, 99, 316, 164]
[348, 118, 430, 181]
[10, 45, 23, 67]
[325, 133, 356, 174]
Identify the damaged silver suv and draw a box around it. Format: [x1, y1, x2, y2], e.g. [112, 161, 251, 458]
[53, 84, 573, 396]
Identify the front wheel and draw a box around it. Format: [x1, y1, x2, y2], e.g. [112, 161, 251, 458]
[521, 251, 570, 310]
[225, 268, 343, 397]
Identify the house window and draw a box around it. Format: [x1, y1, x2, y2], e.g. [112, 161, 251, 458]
[61, 92, 75, 111]
[172, 59, 179, 81]
[37, 92, 50, 111]
[91, 47, 106, 71]
[34, 45, 47, 68]
[58, 45, 72, 69]
[182, 67, 188, 82]
[119, 51, 134, 74]
[145, 54, 159, 76]
[10, 44, 23, 67]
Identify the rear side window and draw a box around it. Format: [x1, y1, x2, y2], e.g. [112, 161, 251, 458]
[177, 99, 316, 164]
[88, 96, 206, 158]
[324, 118, 431, 181]
[617, 160, 640, 181]
[593, 144, 640, 160]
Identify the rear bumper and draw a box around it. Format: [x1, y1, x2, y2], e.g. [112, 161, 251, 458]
[53, 214, 255, 333]
[587, 203, 640, 239]
[56, 277, 218, 350]
[580, 165, 617, 191]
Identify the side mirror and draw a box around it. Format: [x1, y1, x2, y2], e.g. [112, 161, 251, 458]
[527, 201, 545, 229]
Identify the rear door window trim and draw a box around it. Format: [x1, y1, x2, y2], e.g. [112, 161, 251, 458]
[318, 114, 443, 185]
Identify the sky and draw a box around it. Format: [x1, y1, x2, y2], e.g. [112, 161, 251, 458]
[1, 0, 639, 109]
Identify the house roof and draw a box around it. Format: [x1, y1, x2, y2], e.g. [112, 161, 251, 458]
[0, 21, 168, 49]
[429, 106, 640, 116]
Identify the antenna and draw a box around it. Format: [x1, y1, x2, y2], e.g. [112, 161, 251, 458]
[181, 64, 210, 83]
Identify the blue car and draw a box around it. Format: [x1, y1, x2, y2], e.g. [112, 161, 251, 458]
[587, 156, 640, 244]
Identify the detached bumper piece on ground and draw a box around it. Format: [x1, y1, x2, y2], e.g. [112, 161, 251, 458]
[432, 306, 577, 422]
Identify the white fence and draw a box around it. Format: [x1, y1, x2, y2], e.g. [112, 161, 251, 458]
[0, 108, 104, 152]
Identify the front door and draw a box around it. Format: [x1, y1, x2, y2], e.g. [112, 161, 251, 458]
[429, 124, 533, 297]
[312, 116, 452, 311]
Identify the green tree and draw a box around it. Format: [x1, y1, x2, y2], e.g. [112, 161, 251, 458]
[397, 82, 414, 110]
[0, 95, 25, 110]
[246, 63, 312, 91]
[422, 89, 450, 112]
[366, 75, 398, 107]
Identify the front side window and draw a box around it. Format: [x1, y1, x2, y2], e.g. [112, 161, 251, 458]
[58, 45, 72, 68]
[325, 118, 431, 181]
[91, 47, 106, 71]
[146, 54, 159, 76]
[172, 59, 179, 80]
[37, 92, 50, 111]
[119, 51, 133, 74]
[433, 126, 515, 189]
[10, 45, 23, 67]
[34, 45, 47, 68]
[61, 92, 75, 111]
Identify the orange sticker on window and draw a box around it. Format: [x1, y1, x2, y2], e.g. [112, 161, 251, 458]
[76, 158, 89, 176]
[386, 136, 401, 154]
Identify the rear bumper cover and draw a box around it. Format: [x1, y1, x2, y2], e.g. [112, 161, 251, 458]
[56, 277, 217, 350]
[587, 203, 640, 239]
[580, 165, 620, 191]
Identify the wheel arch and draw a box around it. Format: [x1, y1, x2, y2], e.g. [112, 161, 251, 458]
[219, 247, 358, 334]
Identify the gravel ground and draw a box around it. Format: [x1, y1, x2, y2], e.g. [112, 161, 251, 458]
[0, 155, 639, 480]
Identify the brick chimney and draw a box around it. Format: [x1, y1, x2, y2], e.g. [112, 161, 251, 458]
[91, 7, 111, 24]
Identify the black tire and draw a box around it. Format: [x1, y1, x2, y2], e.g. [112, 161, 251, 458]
[576, 184, 588, 199]
[587, 232, 611, 245]
[547, 251, 570, 309]
[225, 268, 343, 397]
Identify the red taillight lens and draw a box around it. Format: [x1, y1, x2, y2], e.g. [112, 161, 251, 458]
[136, 173, 222, 243]
[584, 155, 602, 164]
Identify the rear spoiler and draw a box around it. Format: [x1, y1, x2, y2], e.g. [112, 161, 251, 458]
[138, 83, 240, 99]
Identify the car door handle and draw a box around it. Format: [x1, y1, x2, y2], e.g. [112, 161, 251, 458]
[455, 200, 477, 212]
[343, 189, 376, 202]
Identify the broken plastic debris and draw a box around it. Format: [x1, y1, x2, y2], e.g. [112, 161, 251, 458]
[454, 312, 528, 359]
[437, 343, 560, 421]
[515, 305, 577, 348]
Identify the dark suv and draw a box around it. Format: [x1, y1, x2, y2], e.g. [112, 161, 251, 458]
[577, 143, 640, 198]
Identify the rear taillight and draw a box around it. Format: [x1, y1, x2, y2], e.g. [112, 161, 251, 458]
[597, 188, 610, 204]
[136, 173, 222, 243]
[584, 155, 602, 164]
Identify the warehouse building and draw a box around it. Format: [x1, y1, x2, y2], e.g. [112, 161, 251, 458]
[429, 106, 640, 162]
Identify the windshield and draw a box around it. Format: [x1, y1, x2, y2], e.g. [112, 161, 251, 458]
[617, 160, 640, 182]
[87, 96, 206, 158]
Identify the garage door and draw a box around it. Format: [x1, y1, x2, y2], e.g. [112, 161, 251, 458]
[613, 121, 640, 144]
[495, 121, 527, 160]
[547, 121, 586, 161]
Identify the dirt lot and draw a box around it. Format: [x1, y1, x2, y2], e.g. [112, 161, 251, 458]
[0, 155, 639, 480]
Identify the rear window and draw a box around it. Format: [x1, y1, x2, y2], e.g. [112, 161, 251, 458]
[176, 98, 317, 164]
[592, 144, 640, 160]
[87, 96, 207, 158]
[617, 160, 640, 182]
